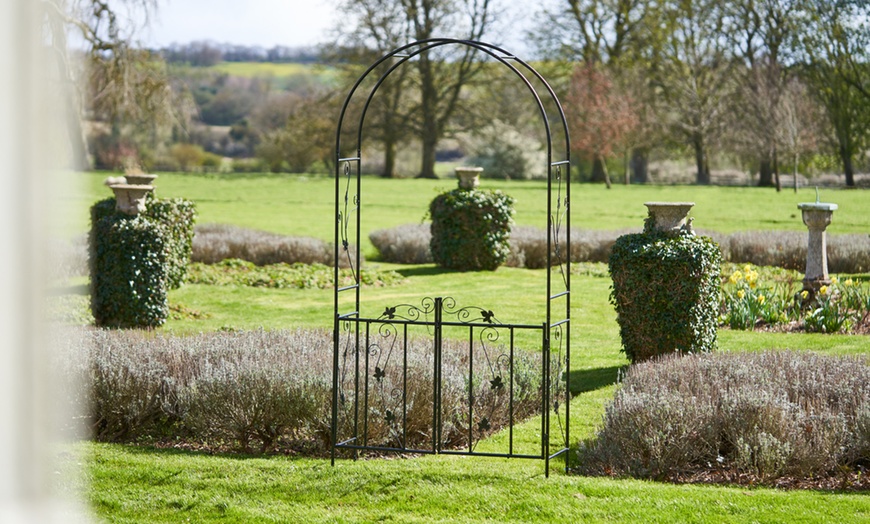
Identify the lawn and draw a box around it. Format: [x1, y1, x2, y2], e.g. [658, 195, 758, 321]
[62, 172, 870, 257]
[66, 172, 870, 523]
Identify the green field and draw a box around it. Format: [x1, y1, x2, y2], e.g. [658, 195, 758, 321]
[68, 172, 870, 523]
[200, 61, 338, 89]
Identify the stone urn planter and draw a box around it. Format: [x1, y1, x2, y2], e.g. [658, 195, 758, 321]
[124, 173, 158, 186]
[644, 201, 695, 234]
[108, 184, 154, 215]
[455, 166, 483, 190]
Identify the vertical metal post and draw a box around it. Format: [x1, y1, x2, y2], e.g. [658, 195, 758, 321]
[468, 325, 474, 453]
[543, 325, 550, 478]
[363, 322, 371, 447]
[402, 323, 408, 450]
[330, 317, 339, 466]
[434, 297, 443, 453]
[509, 327, 514, 456]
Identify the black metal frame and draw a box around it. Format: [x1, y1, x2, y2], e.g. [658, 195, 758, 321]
[331, 39, 571, 476]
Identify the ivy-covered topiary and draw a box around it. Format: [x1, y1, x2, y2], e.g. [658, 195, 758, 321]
[89, 214, 169, 328]
[144, 197, 197, 288]
[429, 188, 515, 271]
[608, 228, 721, 363]
[91, 195, 196, 289]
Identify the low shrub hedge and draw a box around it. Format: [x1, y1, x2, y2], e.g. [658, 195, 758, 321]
[370, 223, 869, 273]
[576, 351, 870, 483]
[185, 259, 405, 289]
[59, 327, 542, 454]
[192, 223, 361, 268]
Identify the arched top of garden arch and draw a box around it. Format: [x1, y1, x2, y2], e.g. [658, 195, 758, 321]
[331, 39, 572, 476]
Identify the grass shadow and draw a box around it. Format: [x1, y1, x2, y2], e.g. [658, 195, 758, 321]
[48, 283, 89, 296]
[567, 365, 625, 396]
[394, 265, 459, 278]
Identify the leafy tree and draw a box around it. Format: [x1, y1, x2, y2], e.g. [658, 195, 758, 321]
[535, 0, 658, 183]
[565, 64, 638, 187]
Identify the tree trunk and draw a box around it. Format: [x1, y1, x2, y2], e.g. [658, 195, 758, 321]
[417, 51, 439, 179]
[382, 140, 396, 178]
[694, 137, 710, 185]
[624, 150, 630, 185]
[630, 148, 649, 183]
[841, 146, 855, 187]
[591, 156, 607, 184]
[598, 155, 612, 189]
[773, 148, 781, 192]
[758, 157, 774, 187]
[418, 133, 438, 179]
[793, 153, 799, 193]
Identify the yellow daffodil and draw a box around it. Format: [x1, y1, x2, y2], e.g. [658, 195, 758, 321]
[743, 264, 752, 273]
[757, 295, 766, 305]
[831, 276, 838, 285]
[800, 290, 809, 299]
[729, 271, 742, 284]
[737, 289, 745, 299]
[819, 285, 828, 295]
[845, 278, 854, 287]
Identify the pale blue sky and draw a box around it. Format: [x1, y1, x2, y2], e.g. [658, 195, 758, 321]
[144, 0, 338, 48]
[143, 0, 544, 53]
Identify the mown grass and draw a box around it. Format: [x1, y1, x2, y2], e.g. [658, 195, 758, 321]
[78, 440, 870, 523]
[65, 172, 870, 258]
[64, 172, 870, 522]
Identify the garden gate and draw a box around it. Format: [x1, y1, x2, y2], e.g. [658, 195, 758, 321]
[330, 39, 571, 476]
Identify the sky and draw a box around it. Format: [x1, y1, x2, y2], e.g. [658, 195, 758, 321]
[141, 0, 543, 53]
[143, 0, 339, 49]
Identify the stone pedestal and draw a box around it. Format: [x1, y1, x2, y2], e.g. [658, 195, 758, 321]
[455, 167, 483, 190]
[644, 202, 695, 234]
[798, 202, 837, 290]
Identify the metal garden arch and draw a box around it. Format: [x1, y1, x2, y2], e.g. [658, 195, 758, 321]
[331, 39, 571, 476]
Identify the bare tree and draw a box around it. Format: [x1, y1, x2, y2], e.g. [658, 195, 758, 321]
[335, 0, 494, 179]
[776, 78, 822, 192]
[652, 0, 735, 185]
[792, 0, 870, 187]
[44, 0, 182, 170]
[726, 0, 798, 190]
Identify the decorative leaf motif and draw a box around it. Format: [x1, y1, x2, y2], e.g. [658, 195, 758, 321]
[385, 410, 396, 425]
[482, 310, 495, 324]
[383, 306, 396, 319]
[490, 375, 504, 390]
[374, 366, 385, 382]
[554, 400, 560, 413]
[478, 418, 491, 432]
